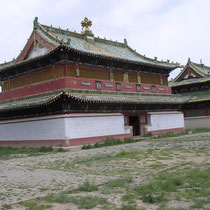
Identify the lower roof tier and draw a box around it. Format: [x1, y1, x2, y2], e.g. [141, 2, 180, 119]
[181, 89, 210, 103]
[0, 89, 190, 112]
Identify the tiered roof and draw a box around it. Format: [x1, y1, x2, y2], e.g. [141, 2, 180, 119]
[0, 17, 179, 72]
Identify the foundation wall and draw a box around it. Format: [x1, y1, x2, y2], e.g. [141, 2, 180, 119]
[147, 111, 184, 134]
[0, 113, 131, 147]
[185, 116, 210, 129]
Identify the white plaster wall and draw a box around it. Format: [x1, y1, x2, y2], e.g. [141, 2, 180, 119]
[147, 112, 184, 132]
[0, 113, 129, 141]
[0, 117, 66, 141]
[64, 113, 127, 139]
[185, 116, 210, 129]
[26, 44, 48, 60]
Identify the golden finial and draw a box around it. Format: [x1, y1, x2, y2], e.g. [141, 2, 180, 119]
[81, 17, 92, 32]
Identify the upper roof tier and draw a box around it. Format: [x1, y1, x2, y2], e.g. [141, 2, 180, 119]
[170, 58, 210, 87]
[0, 17, 179, 71]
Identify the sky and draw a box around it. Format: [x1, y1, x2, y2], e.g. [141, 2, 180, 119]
[0, 0, 210, 79]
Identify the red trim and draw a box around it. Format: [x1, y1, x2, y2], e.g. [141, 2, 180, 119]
[0, 139, 66, 147]
[0, 133, 132, 147]
[149, 127, 184, 135]
[69, 133, 132, 146]
[17, 32, 55, 62]
[0, 77, 172, 102]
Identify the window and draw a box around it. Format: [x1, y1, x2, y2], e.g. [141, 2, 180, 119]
[124, 116, 128, 124]
[160, 76, 163, 85]
[96, 81, 102, 90]
[123, 73, 129, 82]
[116, 83, 121, 91]
[136, 84, 141, 92]
[110, 72, 114, 81]
[147, 115, 151, 125]
[140, 116, 145, 123]
[152, 85, 156, 93]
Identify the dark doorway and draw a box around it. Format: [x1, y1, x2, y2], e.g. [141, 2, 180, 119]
[129, 116, 140, 136]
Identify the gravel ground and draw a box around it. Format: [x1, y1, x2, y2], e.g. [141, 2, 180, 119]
[0, 132, 210, 207]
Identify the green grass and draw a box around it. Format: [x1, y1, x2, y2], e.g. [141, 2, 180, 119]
[134, 167, 210, 204]
[82, 128, 210, 150]
[153, 128, 210, 139]
[119, 203, 146, 210]
[121, 193, 136, 202]
[115, 150, 141, 159]
[134, 172, 183, 203]
[21, 201, 52, 210]
[105, 176, 133, 188]
[68, 196, 108, 209]
[190, 198, 210, 209]
[79, 179, 98, 192]
[0, 146, 66, 160]
[1, 204, 12, 209]
[148, 163, 166, 169]
[54, 192, 70, 203]
[82, 138, 142, 150]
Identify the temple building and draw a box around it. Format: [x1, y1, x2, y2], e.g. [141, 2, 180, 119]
[171, 58, 210, 129]
[0, 17, 187, 147]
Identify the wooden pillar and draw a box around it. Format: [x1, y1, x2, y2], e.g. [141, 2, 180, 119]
[63, 63, 67, 77]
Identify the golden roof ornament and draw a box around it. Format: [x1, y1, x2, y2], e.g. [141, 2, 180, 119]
[81, 17, 92, 33]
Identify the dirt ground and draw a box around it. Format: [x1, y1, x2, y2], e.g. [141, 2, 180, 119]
[0, 133, 210, 210]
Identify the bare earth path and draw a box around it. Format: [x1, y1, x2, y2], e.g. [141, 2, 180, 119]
[0, 133, 210, 209]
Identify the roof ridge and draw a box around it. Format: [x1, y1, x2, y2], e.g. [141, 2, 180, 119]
[191, 61, 210, 70]
[38, 24, 62, 44]
[40, 24, 84, 39]
[40, 23, 179, 66]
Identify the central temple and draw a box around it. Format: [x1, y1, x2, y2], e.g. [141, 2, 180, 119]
[0, 17, 188, 146]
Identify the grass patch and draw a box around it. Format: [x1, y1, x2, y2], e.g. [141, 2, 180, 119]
[153, 128, 210, 139]
[134, 167, 210, 204]
[115, 150, 140, 159]
[148, 163, 167, 169]
[105, 176, 133, 188]
[82, 137, 142, 150]
[134, 172, 183, 203]
[190, 198, 210, 209]
[1, 204, 12, 209]
[121, 193, 136, 202]
[21, 201, 52, 210]
[0, 146, 66, 160]
[119, 203, 146, 210]
[54, 192, 70, 203]
[79, 179, 98, 192]
[69, 196, 108, 209]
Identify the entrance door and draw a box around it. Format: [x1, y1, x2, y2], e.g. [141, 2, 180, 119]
[129, 116, 140, 136]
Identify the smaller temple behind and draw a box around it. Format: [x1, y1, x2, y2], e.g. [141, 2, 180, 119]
[170, 58, 210, 129]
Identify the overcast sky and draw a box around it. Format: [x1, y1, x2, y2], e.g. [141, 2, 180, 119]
[0, 0, 209, 79]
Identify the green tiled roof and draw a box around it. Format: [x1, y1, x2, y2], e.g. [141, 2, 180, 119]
[2, 17, 179, 71]
[190, 62, 210, 76]
[181, 89, 210, 103]
[0, 89, 189, 112]
[38, 23, 179, 69]
[170, 59, 210, 87]
[170, 76, 210, 87]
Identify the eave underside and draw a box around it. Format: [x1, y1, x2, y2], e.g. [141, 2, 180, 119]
[0, 46, 177, 81]
[0, 90, 187, 120]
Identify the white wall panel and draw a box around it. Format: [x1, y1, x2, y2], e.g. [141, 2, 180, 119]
[147, 112, 184, 132]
